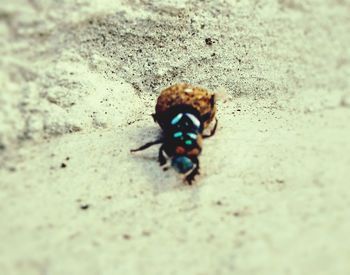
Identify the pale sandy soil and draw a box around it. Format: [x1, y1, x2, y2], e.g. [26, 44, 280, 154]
[1, 1, 350, 275]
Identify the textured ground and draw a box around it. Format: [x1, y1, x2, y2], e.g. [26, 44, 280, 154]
[0, 1, 350, 275]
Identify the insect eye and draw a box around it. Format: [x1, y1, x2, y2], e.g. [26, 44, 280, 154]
[173, 132, 183, 138]
[171, 113, 183, 125]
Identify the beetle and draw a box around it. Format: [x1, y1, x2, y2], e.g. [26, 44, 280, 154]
[131, 83, 218, 184]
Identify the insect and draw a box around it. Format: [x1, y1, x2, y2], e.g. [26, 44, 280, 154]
[131, 83, 218, 184]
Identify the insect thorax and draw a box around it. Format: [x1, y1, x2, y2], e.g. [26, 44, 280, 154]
[160, 105, 203, 153]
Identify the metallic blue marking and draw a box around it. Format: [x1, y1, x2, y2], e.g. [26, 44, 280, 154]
[187, 133, 197, 139]
[171, 113, 184, 125]
[185, 140, 192, 145]
[173, 132, 183, 138]
[185, 113, 200, 128]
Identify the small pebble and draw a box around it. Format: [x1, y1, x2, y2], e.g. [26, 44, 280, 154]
[205, 38, 213, 45]
[80, 204, 90, 210]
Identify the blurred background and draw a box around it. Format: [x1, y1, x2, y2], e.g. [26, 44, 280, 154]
[0, 1, 349, 274]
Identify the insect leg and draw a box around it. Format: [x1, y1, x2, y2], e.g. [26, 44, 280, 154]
[158, 144, 167, 166]
[203, 118, 218, 138]
[130, 139, 163, 152]
[185, 158, 200, 185]
[151, 113, 157, 122]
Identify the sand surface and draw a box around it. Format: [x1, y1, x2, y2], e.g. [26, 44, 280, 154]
[1, 0, 350, 274]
